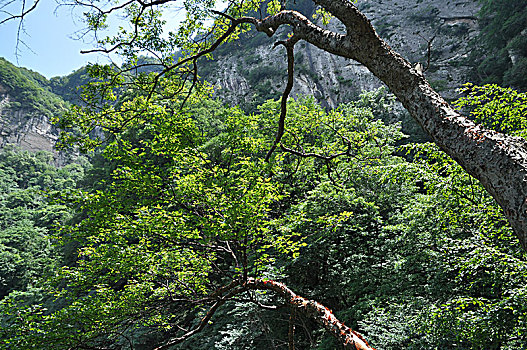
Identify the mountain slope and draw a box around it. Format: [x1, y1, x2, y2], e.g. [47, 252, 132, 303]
[0, 58, 67, 156]
[2, 0, 527, 154]
[199, 0, 482, 112]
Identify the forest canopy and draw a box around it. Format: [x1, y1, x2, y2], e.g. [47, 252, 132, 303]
[1, 0, 527, 349]
[1, 86, 527, 349]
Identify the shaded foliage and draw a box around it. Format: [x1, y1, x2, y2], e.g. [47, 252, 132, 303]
[469, 0, 527, 90]
[0, 147, 87, 299]
[2, 83, 527, 349]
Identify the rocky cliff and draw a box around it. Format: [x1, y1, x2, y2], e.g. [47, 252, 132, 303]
[201, 0, 481, 111]
[0, 58, 68, 163]
[0, 0, 485, 154]
[0, 95, 57, 153]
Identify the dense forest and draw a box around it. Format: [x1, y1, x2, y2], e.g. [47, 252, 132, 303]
[1, 0, 527, 349]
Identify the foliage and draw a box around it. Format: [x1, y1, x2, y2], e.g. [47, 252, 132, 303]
[0, 146, 87, 299]
[0, 58, 67, 117]
[49, 66, 91, 105]
[1, 0, 527, 346]
[454, 83, 527, 138]
[470, 0, 527, 90]
[0, 81, 291, 348]
[3, 78, 527, 348]
[0, 82, 399, 348]
[385, 141, 527, 349]
[194, 89, 527, 349]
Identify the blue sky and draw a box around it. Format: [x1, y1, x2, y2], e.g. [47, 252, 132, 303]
[0, 0, 112, 78]
[0, 0, 224, 79]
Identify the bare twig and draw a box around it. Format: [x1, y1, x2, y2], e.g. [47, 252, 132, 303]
[417, 31, 438, 72]
[0, 0, 40, 25]
[265, 36, 299, 161]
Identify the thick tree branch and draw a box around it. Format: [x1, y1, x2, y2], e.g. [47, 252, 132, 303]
[157, 278, 376, 350]
[245, 278, 375, 350]
[242, 3, 527, 250]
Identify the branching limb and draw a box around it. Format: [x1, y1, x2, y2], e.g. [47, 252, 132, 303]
[279, 142, 351, 161]
[239, 290, 282, 310]
[156, 278, 375, 350]
[265, 36, 299, 161]
[139, 10, 263, 100]
[0, 0, 40, 25]
[0, 0, 41, 61]
[154, 284, 246, 350]
[417, 32, 437, 72]
[80, 3, 144, 55]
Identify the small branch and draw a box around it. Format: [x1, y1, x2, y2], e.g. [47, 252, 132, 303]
[265, 36, 299, 162]
[80, 2, 144, 55]
[176, 59, 199, 110]
[325, 160, 343, 188]
[154, 285, 245, 350]
[140, 11, 258, 100]
[417, 32, 437, 72]
[0, 0, 40, 25]
[242, 234, 248, 282]
[0, 0, 40, 62]
[280, 143, 350, 161]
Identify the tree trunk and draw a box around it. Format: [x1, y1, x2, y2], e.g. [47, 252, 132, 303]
[255, 1, 527, 250]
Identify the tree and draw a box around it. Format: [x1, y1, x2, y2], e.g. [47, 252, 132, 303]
[2, 0, 527, 348]
[1, 93, 388, 349]
[3, 0, 526, 247]
[9, 0, 520, 251]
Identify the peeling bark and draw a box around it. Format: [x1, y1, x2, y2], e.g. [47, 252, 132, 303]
[157, 278, 376, 350]
[246, 278, 376, 350]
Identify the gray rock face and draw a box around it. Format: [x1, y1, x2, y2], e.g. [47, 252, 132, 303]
[359, 0, 480, 98]
[204, 0, 481, 109]
[0, 0, 482, 155]
[0, 90, 63, 162]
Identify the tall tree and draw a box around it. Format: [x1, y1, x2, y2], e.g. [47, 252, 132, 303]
[3, 1, 527, 249]
[1, 94, 384, 349]
[41, 0, 527, 251]
[2, 0, 527, 348]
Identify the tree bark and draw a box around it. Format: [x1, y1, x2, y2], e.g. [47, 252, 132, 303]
[246, 278, 376, 350]
[156, 278, 375, 350]
[253, 1, 527, 251]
